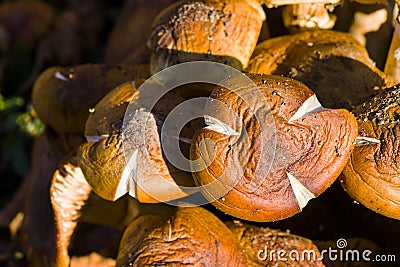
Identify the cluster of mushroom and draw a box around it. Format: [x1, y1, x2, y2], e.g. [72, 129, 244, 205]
[1, 0, 400, 266]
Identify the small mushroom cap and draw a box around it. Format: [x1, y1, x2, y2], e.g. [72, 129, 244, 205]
[149, 0, 265, 74]
[247, 30, 397, 109]
[341, 85, 400, 220]
[84, 81, 139, 141]
[79, 84, 195, 202]
[116, 207, 247, 266]
[226, 220, 325, 266]
[191, 74, 358, 222]
[32, 64, 136, 134]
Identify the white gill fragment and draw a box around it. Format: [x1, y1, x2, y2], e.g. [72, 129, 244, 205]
[288, 94, 325, 123]
[54, 71, 69, 82]
[204, 115, 240, 136]
[170, 135, 192, 144]
[85, 135, 109, 143]
[287, 172, 315, 210]
[353, 136, 381, 146]
[115, 149, 138, 200]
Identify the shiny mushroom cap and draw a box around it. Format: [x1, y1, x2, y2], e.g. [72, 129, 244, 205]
[247, 30, 397, 109]
[191, 74, 358, 222]
[79, 82, 196, 203]
[32, 64, 135, 134]
[148, 0, 266, 74]
[116, 207, 247, 266]
[341, 85, 400, 220]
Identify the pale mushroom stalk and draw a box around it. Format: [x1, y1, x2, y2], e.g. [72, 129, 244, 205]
[282, 2, 337, 31]
[384, 2, 400, 80]
[50, 156, 92, 267]
[349, 8, 388, 46]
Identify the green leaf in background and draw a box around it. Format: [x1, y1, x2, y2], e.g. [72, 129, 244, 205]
[0, 94, 24, 112]
[0, 94, 44, 176]
[16, 108, 44, 137]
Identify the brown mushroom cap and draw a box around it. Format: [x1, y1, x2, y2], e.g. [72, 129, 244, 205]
[32, 64, 136, 134]
[191, 74, 358, 222]
[84, 81, 139, 141]
[79, 82, 195, 203]
[226, 220, 325, 266]
[116, 207, 247, 266]
[341, 85, 400, 220]
[247, 30, 397, 109]
[149, 0, 265, 74]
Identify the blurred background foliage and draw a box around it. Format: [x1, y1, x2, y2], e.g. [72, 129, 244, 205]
[0, 0, 125, 207]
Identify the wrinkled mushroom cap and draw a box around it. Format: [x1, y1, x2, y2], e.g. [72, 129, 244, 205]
[79, 83, 195, 202]
[32, 64, 135, 134]
[247, 30, 397, 109]
[149, 0, 265, 74]
[116, 207, 247, 266]
[191, 74, 358, 221]
[226, 220, 325, 266]
[84, 81, 139, 141]
[341, 85, 400, 220]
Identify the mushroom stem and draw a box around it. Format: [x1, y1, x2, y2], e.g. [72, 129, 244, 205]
[349, 8, 388, 46]
[384, 3, 400, 80]
[50, 155, 92, 267]
[282, 2, 336, 31]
